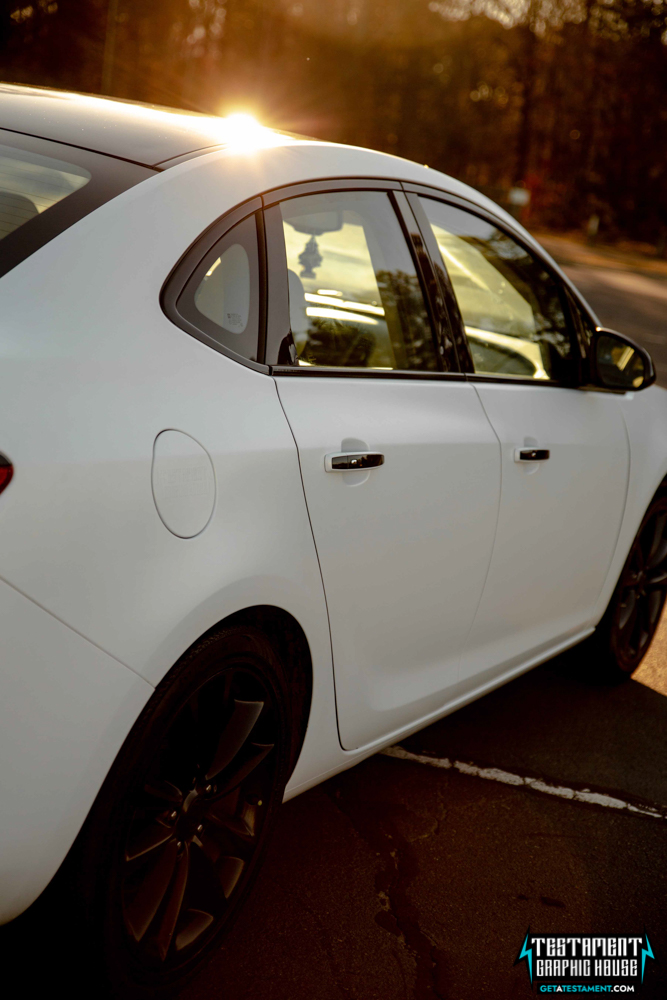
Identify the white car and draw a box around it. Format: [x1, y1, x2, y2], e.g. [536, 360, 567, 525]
[1, 85, 664, 996]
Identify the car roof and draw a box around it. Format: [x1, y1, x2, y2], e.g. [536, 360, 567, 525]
[0, 84, 282, 168]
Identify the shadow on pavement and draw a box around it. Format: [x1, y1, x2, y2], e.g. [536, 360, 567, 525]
[2, 642, 666, 999]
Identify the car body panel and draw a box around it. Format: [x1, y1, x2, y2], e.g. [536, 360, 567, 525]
[1, 115, 667, 924]
[275, 375, 501, 750]
[594, 384, 667, 620]
[0, 84, 242, 166]
[460, 383, 630, 681]
[0, 577, 153, 924]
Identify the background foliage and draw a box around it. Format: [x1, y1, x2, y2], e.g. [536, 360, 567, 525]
[1, 0, 666, 241]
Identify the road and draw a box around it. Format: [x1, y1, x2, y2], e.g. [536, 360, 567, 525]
[3, 241, 667, 998]
[537, 233, 667, 385]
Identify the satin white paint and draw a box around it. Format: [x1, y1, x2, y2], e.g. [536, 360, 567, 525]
[151, 429, 216, 538]
[275, 377, 500, 750]
[459, 382, 630, 682]
[0, 135, 666, 923]
[0, 578, 152, 923]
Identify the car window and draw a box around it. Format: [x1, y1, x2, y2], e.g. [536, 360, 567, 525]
[0, 142, 90, 241]
[419, 198, 575, 382]
[178, 213, 261, 363]
[277, 190, 439, 371]
[0, 131, 152, 280]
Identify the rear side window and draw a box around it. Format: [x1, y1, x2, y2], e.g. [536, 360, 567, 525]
[175, 213, 261, 363]
[0, 144, 90, 241]
[277, 190, 439, 372]
[0, 130, 153, 279]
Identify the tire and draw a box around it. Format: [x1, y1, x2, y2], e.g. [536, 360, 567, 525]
[72, 624, 293, 998]
[591, 491, 667, 682]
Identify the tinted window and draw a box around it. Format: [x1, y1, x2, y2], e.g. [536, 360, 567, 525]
[0, 130, 152, 279]
[178, 213, 260, 362]
[278, 190, 439, 371]
[0, 143, 90, 241]
[420, 198, 574, 382]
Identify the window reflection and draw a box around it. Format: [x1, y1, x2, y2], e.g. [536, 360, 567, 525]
[420, 198, 573, 382]
[280, 191, 439, 372]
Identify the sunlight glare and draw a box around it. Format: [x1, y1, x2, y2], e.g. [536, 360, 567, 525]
[219, 112, 282, 151]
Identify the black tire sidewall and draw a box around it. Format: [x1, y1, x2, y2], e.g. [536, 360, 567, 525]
[598, 493, 667, 680]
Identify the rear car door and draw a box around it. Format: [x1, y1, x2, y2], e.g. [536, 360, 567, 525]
[264, 182, 501, 750]
[412, 192, 629, 683]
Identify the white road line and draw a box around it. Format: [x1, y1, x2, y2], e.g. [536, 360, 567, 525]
[381, 745, 665, 820]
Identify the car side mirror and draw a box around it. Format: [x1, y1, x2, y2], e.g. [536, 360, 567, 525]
[591, 327, 656, 391]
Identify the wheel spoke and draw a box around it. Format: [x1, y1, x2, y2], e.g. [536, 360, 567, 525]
[647, 589, 663, 627]
[206, 805, 256, 839]
[126, 819, 174, 861]
[125, 839, 178, 942]
[216, 743, 274, 796]
[153, 845, 190, 961]
[647, 511, 667, 568]
[216, 856, 245, 898]
[648, 540, 667, 572]
[617, 589, 638, 631]
[175, 909, 215, 952]
[647, 567, 667, 588]
[205, 699, 264, 780]
[144, 780, 182, 804]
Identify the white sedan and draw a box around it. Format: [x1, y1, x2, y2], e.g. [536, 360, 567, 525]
[0, 85, 664, 996]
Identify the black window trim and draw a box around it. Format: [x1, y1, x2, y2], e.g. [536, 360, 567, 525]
[270, 365, 466, 381]
[161, 195, 270, 374]
[402, 190, 475, 374]
[261, 176, 397, 207]
[390, 189, 460, 374]
[161, 175, 601, 388]
[402, 181, 604, 389]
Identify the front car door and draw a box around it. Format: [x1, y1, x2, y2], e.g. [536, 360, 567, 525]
[410, 191, 630, 684]
[265, 183, 501, 750]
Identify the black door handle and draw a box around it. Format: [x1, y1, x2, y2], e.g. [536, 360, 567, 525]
[325, 452, 385, 472]
[514, 448, 550, 462]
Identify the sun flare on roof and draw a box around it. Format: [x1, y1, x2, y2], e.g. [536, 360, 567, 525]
[218, 112, 283, 151]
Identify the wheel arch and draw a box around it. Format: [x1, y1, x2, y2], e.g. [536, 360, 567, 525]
[182, 604, 314, 779]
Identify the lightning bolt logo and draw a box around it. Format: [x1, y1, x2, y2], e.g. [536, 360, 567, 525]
[514, 928, 534, 986]
[641, 932, 655, 983]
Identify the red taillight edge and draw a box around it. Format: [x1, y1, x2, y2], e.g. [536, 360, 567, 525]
[0, 454, 13, 495]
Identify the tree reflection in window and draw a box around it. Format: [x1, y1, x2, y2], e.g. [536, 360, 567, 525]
[280, 191, 440, 372]
[420, 197, 576, 382]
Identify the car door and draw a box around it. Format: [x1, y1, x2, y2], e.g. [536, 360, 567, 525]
[412, 192, 629, 683]
[263, 183, 501, 750]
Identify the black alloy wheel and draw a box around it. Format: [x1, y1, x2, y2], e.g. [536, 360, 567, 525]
[121, 666, 277, 964]
[75, 626, 292, 998]
[599, 494, 667, 679]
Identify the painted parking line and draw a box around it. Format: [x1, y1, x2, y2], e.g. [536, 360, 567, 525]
[381, 745, 666, 820]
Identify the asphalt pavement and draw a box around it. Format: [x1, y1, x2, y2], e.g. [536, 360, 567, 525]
[4, 238, 667, 998]
[537, 232, 667, 385]
[178, 647, 667, 1000]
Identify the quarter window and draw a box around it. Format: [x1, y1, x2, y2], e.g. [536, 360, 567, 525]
[420, 198, 575, 382]
[278, 190, 439, 371]
[177, 213, 261, 363]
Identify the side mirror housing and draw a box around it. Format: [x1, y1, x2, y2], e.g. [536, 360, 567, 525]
[591, 327, 656, 391]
